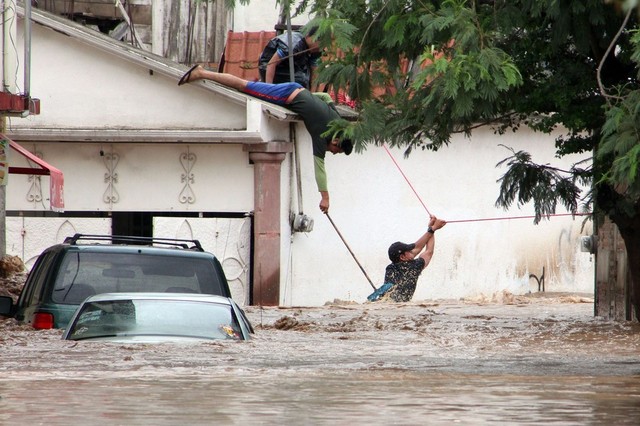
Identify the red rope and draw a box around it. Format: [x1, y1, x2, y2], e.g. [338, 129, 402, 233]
[382, 144, 592, 224]
[448, 212, 592, 224]
[382, 144, 432, 217]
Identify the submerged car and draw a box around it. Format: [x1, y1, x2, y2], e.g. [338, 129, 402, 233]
[0, 234, 235, 329]
[62, 293, 253, 342]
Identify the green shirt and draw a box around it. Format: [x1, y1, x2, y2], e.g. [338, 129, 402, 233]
[287, 90, 341, 192]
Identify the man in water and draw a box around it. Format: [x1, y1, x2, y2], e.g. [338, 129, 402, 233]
[178, 65, 352, 214]
[382, 216, 447, 302]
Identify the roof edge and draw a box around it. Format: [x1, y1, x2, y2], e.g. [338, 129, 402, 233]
[5, 128, 266, 143]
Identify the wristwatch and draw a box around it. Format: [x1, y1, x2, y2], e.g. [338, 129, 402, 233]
[428, 227, 435, 234]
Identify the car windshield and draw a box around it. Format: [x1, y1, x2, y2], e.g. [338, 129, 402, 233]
[52, 252, 223, 304]
[66, 299, 243, 341]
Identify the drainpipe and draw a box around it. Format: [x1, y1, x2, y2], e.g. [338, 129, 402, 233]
[289, 123, 313, 232]
[23, 0, 30, 99]
[285, 1, 294, 83]
[285, 2, 297, 210]
[284, 2, 313, 233]
[3, 0, 18, 94]
[291, 124, 303, 215]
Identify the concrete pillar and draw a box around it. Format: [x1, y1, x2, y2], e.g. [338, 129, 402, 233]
[244, 142, 292, 306]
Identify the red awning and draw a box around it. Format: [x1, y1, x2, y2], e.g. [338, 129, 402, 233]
[4, 136, 64, 211]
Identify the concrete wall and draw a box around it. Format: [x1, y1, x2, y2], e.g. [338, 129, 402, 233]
[12, 23, 244, 131]
[6, 142, 254, 212]
[6, 217, 111, 268]
[283, 127, 595, 305]
[7, 18, 255, 212]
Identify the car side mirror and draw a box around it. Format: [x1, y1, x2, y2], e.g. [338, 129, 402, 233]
[0, 295, 15, 316]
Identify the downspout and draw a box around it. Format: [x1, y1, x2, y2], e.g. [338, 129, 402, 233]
[291, 123, 304, 215]
[286, 1, 299, 212]
[282, 1, 313, 233]
[289, 120, 313, 233]
[23, 0, 31, 111]
[3, 0, 18, 94]
[286, 0, 299, 212]
[285, 1, 294, 84]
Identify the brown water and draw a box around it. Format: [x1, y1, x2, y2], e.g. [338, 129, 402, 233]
[1, 293, 639, 425]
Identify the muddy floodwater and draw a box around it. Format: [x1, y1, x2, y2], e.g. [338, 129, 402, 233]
[1, 293, 639, 425]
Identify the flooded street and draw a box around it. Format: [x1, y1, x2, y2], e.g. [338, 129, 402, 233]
[1, 293, 639, 425]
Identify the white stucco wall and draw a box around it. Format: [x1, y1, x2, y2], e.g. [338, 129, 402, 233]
[6, 217, 111, 268]
[6, 17, 257, 213]
[11, 23, 245, 131]
[6, 142, 254, 212]
[283, 127, 594, 305]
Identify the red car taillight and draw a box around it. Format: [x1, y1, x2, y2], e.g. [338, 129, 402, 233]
[32, 312, 54, 329]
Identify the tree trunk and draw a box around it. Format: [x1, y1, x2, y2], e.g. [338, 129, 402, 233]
[611, 214, 640, 321]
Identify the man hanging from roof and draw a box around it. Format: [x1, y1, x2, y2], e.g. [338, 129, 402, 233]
[375, 216, 447, 302]
[178, 66, 353, 214]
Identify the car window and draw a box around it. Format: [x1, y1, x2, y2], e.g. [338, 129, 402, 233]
[67, 299, 242, 340]
[18, 250, 57, 307]
[51, 252, 224, 304]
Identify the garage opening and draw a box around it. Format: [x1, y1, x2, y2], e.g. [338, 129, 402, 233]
[111, 212, 152, 239]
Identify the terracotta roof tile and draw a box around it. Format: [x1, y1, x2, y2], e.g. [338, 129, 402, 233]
[219, 30, 276, 81]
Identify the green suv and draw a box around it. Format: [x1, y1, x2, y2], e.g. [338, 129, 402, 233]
[0, 234, 234, 329]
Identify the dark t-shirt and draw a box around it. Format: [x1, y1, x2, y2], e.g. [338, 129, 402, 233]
[383, 258, 426, 302]
[258, 32, 320, 88]
[287, 90, 341, 159]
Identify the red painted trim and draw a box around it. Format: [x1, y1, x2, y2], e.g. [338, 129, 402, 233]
[2, 135, 64, 211]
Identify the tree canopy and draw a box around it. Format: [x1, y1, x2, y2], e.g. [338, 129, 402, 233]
[297, 0, 632, 218]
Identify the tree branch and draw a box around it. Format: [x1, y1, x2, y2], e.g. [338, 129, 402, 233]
[597, 7, 632, 104]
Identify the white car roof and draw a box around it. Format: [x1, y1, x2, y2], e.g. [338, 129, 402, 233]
[81, 292, 234, 306]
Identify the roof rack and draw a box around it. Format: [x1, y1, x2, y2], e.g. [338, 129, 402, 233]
[63, 234, 204, 251]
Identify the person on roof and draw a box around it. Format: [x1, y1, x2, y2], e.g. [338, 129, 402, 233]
[258, 28, 321, 89]
[380, 216, 447, 302]
[178, 65, 352, 214]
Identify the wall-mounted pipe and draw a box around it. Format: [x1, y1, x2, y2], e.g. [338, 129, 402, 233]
[23, 0, 30, 97]
[2, 0, 19, 93]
